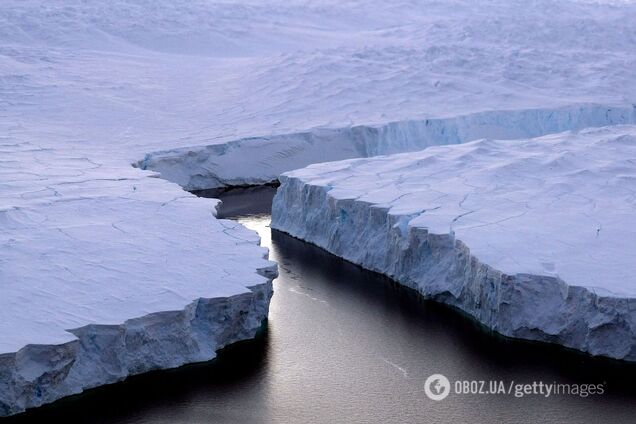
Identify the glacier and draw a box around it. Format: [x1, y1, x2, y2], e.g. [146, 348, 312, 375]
[271, 126, 636, 361]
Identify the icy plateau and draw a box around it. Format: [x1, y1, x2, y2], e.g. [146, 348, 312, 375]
[2, 0, 636, 416]
[271, 126, 636, 361]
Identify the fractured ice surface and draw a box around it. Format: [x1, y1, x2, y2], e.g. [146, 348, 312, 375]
[0, 144, 276, 415]
[128, 0, 636, 190]
[140, 105, 636, 190]
[272, 126, 636, 360]
[1, 1, 635, 190]
[3, 0, 636, 415]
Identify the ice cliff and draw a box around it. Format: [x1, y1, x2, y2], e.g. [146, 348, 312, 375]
[3, 0, 636, 415]
[0, 149, 276, 416]
[138, 104, 636, 191]
[271, 126, 636, 361]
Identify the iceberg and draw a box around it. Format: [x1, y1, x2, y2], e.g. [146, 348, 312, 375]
[271, 126, 636, 360]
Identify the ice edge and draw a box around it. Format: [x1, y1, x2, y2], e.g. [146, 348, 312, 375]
[271, 176, 636, 362]
[138, 103, 636, 191]
[0, 264, 276, 416]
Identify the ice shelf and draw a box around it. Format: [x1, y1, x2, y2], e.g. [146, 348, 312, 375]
[3, 0, 636, 415]
[272, 126, 636, 360]
[140, 105, 636, 191]
[0, 146, 276, 415]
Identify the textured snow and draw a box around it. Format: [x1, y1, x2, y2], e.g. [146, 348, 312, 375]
[0, 139, 276, 415]
[123, 0, 636, 189]
[1, 1, 636, 189]
[272, 126, 636, 360]
[0, 150, 275, 353]
[141, 105, 636, 190]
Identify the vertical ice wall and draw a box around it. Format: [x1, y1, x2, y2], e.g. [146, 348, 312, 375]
[270, 127, 636, 361]
[138, 104, 636, 190]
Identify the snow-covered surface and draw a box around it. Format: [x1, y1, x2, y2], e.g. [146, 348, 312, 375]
[116, 0, 636, 189]
[0, 151, 275, 353]
[141, 104, 636, 190]
[1, 0, 636, 189]
[0, 139, 276, 415]
[3, 0, 636, 414]
[272, 126, 636, 360]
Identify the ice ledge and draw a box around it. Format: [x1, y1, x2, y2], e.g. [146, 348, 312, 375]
[0, 145, 278, 416]
[137, 103, 636, 191]
[0, 280, 273, 417]
[271, 126, 636, 361]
